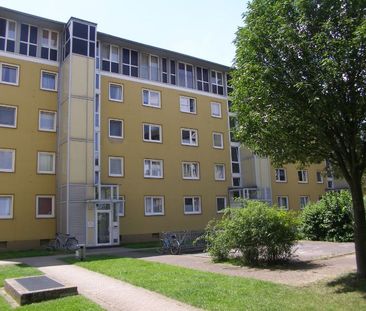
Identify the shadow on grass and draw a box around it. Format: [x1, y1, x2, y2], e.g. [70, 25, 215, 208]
[326, 273, 366, 297]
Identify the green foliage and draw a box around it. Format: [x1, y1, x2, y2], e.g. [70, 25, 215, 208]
[300, 190, 354, 242]
[204, 201, 298, 264]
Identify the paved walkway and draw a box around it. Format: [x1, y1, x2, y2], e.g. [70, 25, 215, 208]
[7, 255, 201, 311]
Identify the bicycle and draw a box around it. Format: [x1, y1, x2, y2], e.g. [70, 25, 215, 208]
[157, 232, 181, 255]
[49, 233, 79, 251]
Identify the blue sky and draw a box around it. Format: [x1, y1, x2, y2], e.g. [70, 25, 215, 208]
[0, 0, 249, 66]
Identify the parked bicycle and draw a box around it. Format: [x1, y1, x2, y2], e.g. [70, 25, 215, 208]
[49, 233, 79, 251]
[157, 231, 187, 255]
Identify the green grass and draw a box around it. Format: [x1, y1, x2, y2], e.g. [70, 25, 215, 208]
[0, 264, 103, 310]
[66, 255, 366, 311]
[0, 249, 62, 260]
[120, 241, 160, 249]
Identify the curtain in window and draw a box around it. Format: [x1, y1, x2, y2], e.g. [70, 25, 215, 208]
[0, 197, 11, 217]
[0, 150, 12, 170]
[39, 153, 53, 172]
[0, 106, 15, 126]
[42, 73, 55, 90]
[152, 198, 162, 213]
[110, 158, 122, 175]
[40, 112, 55, 129]
[151, 161, 161, 176]
[2, 66, 16, 83]
[110, 85, 121, 100]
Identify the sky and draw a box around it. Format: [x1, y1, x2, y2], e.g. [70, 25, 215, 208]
[0, 0, 249, 66]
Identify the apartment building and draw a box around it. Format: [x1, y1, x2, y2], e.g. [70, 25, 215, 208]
[0, 7, 234, 249]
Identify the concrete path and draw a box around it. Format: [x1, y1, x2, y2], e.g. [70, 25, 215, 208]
[8, 256, 201, 311]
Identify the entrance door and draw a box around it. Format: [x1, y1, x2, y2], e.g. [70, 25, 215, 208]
[97, 211, 111, 245]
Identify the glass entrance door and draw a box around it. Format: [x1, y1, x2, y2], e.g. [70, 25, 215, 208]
[97, 211, 111, 244]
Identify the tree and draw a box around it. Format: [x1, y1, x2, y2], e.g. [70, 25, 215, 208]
[232, 0, 366, 276]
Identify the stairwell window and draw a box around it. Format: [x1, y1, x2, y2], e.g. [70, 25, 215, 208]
[36, 195, 55, 218]
[0, 105, 17, 128]
[20, 24, 37, 57]
[41, 29, 58, 61]
[0, 149, 15, 172]
[37, 152, 55, 174]
[144, 196, 164, 216]
[0, 195, 13, 219]
[41, 71, 57, 91]
[39, 110, 56, 132]
[1, 63, 19, 85]
[109, 83, 123, 102]
[196, 67, 209, 92]
[184, 197, 201, 214]
[109, 157, 124, 177]
[211, 70, 224, 95]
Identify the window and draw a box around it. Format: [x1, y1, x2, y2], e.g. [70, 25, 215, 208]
[142, 89, 161, 108]
[36, 195, 55, 218]
[277, 196, 289, 209]
[41, 71, 57, 91]
[298, 170, 308, 183]
[233, 177, 241, 187]
[144, 159, 163, 178]
[316, 171, 324, 183]
[184, 197, 201, 214]
[140, 54, 158, 81]
[196, 67, 209, 92]
[0, 105, 17, 128]
[0, 149, 15, 172]
[229, 116, 239, 142]
[0, 195, 13, 219]
[41, 29, 58, 61]
[122, 48, 138, 77]
[109, 157, 123, 177]
[102, 44, 119, 73]
[214, 164, 225, 180]
[0, 63, 19, 85]
[179, 96, 196, 114]
[213, 132, 224, 149]
[150, 55, 159, 81]
[300, 196, 309, 209]
[170, 60, 176, 85]
[216, 197, 227, 213]
[37, 152, 55, 174]
[117, 196, 125, 216]
[327, 177, 334, 189]
[144, 196, 164, 216]
[109, 119, 123, 139]
[20, 24, 37, 57]
[181, 128, 198, 146]
[143, 123, 162, 142]
[275, 168, 287, 182]
[109, 83, 123, 102]
[211, 70, 224, 95]
[231, 146, 240, 174]
[0, 18, 16, 52]
[178, 62, 193, 88]
[162, 58, 168, 83]
[211, 102, 222, 118]
[182, 162, 199, 179]
[39, 110, 56, 132]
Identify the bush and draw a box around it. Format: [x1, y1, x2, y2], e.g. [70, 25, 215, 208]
[299, 190, 354, 242]
[203, 201, 298, 264]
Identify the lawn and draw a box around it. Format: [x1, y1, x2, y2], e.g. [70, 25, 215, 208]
[0, 264, 104, 310]
[67, 255, 366, 311]
[0, 249, 61, 260]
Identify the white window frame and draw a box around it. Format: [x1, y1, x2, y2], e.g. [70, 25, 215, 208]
[37, 151, 55, 174]
[109, 119, 123, 139]
[144, 159, 163, 178]
[181, 128, 198, 146]
[143, 123, 162, 143]
[0, 195, 13, 219]
[117, 195, 125, 216]
[144, 196, 164, 216]
[179, 96, 196, 114]
[178, 62, 194, 88]
[0, 104, 17, 128]
[216, 196, 227, 213]
[211, 102, 222, 118]
[211, 70, 224, 95]
[0, 148, 15, 172]
[109, 83, 123, 102]
[40, 70, 58, 91]
[213, 132, 224, 149]
[108, 156, 124, 177]
[182, 162, 200, 180]
[0, 19, 16, 52]
[277, 196, 289, 210]
[183, 196, 201, 215]
[300, 196, 309, 209]
[41, 28, 58, 60]
[142, 89, 161, 108]
[275, 168, 287, 182]
[36, 195, 55, 218]
[316, 171, 324, 183]
[0, 63, 19, 86]
[39, 110, 57, 132]
[149, 54, 159, 82]
[298, 170, 308, 183]
[214, 164, 226, 181]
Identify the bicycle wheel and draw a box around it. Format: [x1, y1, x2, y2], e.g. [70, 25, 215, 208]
[55, 239, 61, 250]
[170, 240, 180, 255]
[66, 238, 79, 251]
[156, 239, 165, 254]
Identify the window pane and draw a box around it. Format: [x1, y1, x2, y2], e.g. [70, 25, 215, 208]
[0, 197, 11, 217]
[0, 106, 16, 126]
[2, 65, 17, 83]
[72, 38, 88, 56]
[151, 126, 160, 140]
[131, 50, 138, 66]
[217, 198, 225, 211]
[151, 161, 161, 176]
[185, 198, 193, 212]
[186, 65, 193, 88]
[39, 153, 54, 172]
[73, 21, 88, 39]
[111, 46, 119, 62]
[110, 85, 122, 100]
[20, 24, 28, 42]
[40, 111, 55, 130]
[182, 130, 190, 144]
[150, 56, 159, 81]
[231, 147, 238, 162]
[140, 54, 149, 79]
[143, 90, 149, 105]
[150, 91, 159, 106]
[214, 134, 223, 147]
[0, 150, 13, 171]
[110, 158, 122, 175]
[110, 120, 122, 137]
[8, 21, 15, 39]
[30, 26, 38, 44]
[42, 72, 56, 90]
[38, 197, 53, 215]
[42, 30, 49, 46]
[123, 48, 130, 64]
[178, 63, 185, 87]
[143, 125, 150, 140]
[153, 198, 163, 213]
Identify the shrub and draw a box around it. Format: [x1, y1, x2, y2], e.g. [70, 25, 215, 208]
[299, 190, 354, 242]
[203, 201, 298, 264]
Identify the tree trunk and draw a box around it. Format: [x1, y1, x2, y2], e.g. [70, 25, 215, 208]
[349, 178, 366, 278]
